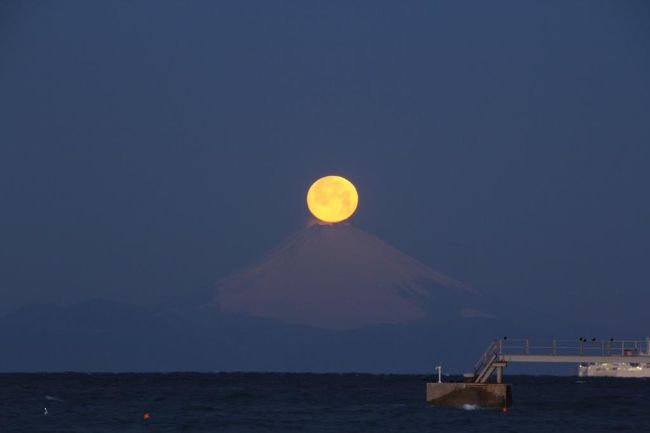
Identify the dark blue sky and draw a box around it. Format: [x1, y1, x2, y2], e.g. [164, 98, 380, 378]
[1, 1, 649, 331]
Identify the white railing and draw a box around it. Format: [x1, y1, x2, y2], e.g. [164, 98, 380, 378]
[473, 340, 499, 378]
[496, 338, 650, 357]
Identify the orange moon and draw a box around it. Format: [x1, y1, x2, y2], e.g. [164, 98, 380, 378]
[306, 175, 359, 223]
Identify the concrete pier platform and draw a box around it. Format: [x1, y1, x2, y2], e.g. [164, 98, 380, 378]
[426, 383, 512, 408]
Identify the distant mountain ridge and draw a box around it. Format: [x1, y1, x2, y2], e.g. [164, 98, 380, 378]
[0, 296, 611, 373]
[0, 297, 499, 372]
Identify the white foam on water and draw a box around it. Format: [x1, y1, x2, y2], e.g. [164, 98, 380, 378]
[460, 404, 480, 410]
[45, 395, 65, 402]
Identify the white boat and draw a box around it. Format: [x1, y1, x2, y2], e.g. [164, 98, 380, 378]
[578, 361, 650, 378]
[578, 338, 650, 378]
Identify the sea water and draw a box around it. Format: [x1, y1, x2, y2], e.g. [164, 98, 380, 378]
[1, 373, 648, 432]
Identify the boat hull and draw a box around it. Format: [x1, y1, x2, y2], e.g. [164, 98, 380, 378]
[578, 362, 650, 378]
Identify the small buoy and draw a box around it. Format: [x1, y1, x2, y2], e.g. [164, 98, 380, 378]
[143, 412, 150, 420]
[502, 406, 508, 413]
[44, 407, 48, 415]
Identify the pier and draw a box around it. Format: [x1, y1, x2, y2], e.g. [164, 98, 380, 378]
[427, 337, 650, 408]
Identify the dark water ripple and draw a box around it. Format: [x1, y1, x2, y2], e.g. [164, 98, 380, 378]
[0, 373, 649, 432]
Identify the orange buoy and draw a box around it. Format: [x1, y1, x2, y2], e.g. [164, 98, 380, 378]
[143, 412, 150, 420]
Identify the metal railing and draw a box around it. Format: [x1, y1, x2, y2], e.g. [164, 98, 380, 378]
[496, 338, 650, 357]
[473, 340, 499, 378]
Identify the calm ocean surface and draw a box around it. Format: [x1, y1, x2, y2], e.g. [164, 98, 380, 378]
[1, 373, 648, 432]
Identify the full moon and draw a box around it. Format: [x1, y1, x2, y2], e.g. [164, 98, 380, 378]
[307, 175, 358, 223]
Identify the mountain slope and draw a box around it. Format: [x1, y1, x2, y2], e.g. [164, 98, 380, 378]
[216, 224, 483, 329]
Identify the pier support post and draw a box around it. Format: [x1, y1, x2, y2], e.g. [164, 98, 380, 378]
[493, 362, 507, 384]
